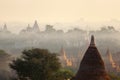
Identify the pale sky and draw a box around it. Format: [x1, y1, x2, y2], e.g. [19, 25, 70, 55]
[0, 0, 120, 23]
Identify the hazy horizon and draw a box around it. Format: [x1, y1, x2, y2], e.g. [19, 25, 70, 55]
[0, 19, 120, 34]
[1, 0, 120, 33]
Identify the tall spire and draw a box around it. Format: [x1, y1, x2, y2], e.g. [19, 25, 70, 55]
[3, 24, 7, 31]
[75, 35, 110, 80]
[106, 49, 116, 68]
[90, 35, 95, 47]
[33, 20, 39, 28]
[33, 20, 40, 32]
[27, 24, 30, 27]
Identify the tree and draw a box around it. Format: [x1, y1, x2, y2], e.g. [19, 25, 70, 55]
[0, 49, 11, 70]
[0, 50, 10, 61]
[0, 50, 12, 80]
[54, 69, 74, 80]
[9, 48, 61, 80]
[109, 73, 120, 80]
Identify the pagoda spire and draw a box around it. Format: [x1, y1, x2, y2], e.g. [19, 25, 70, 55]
[3, 23, 7, 31]
[90, 35, 95, 47]
[33, 20, 40, 32]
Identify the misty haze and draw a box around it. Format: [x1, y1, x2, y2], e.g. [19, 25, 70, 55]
[1, 0, 120, 80]
[0, 21, 120, 80]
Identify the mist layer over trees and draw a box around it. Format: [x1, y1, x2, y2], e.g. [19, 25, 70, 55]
[0, 22, 120, 79]
[0, 22, 120, 56]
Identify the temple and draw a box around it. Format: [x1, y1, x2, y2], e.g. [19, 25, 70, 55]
[74, 35, 110, 80]
[33, 20, 40, 32]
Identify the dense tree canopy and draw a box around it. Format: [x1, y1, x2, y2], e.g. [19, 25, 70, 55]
[9, 48, 61, 80]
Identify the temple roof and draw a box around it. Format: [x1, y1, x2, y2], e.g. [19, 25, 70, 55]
[75, 35, 110, 80]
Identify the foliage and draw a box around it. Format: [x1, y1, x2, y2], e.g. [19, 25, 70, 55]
[9, 48, 61, 80]
[54, 68, 74, 80]
[0, 50, 9, 56]
[109, 73, 120, 80]
[0, 50, 6, 54]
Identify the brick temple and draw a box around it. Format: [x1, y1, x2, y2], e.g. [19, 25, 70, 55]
[74, 35, 110, 80]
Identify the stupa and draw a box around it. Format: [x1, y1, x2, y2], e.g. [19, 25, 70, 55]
[75, 35, 110, 80]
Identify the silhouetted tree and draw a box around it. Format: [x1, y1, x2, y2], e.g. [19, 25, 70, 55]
[9, 48, 61, 80]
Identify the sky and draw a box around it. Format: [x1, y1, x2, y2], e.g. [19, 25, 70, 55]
[0, 0, 120, 23]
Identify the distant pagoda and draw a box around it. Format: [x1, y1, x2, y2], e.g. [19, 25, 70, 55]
[3, 24, 7, 31]
[74, 35, 110, 80]
[33, 20, 40, 32]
